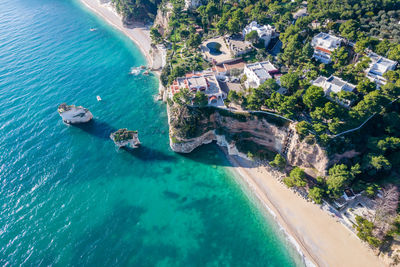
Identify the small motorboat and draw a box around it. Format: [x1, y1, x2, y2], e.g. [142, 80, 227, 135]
[90, 28, 97, 32]
[140, 65, 146, 69]
[143, 70, 149, 75]
[96, 95, 102, 101]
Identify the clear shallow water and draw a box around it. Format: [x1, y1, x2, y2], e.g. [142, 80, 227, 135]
[0, 0, 304, 265]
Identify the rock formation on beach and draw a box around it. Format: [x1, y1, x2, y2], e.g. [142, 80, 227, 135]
[58, 103, 93, 124]
[110, 128, 141, 148]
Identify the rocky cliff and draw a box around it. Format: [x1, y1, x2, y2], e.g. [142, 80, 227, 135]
[168, 104, 330, 175]
[153, 2, 173, 36]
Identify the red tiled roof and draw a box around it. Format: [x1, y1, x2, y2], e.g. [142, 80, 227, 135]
[315, 46, 332, 54]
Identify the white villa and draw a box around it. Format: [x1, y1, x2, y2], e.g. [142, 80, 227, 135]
[311, 33, 342, 64]
[244, 61, 278, 89]
[169, 72, 226, 106]
[312, 75, 356, 107]
[365, 52, 397, 86]
[242, 21, 277, 48]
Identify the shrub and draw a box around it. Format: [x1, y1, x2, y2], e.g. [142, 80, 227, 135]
[284, 167, 307, 188]
[308, 187, 325, 204]
[270, 154, 286, 169]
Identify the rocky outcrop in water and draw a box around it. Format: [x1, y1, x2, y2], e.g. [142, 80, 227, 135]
[167, 104, 330, 175]
[110, 128, 141, 148]
[58, 103, 93, 124]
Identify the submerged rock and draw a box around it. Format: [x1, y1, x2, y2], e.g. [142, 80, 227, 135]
[110, 128, 141, 148]
[58, 103, 93, 124]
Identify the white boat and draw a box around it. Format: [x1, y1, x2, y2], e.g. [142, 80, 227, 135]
[90, 28, 97, 32]
[96, 95, 102, 101]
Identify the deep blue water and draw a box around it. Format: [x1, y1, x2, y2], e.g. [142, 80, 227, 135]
[0, 0, 304, 265]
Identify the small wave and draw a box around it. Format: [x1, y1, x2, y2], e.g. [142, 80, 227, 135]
[129, 67, 141, 76]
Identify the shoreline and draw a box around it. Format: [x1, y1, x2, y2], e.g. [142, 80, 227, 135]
[78, 0, 153, 67]
[76, 1, 386, 266]
[224, 151, 386, 267]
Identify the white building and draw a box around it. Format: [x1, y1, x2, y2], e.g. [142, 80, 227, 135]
[365, 52, 397, 86]
[169, 72, 226, 107]
[312, 75, 356, 107]
[311, 33, 342, 64]
[242, 21, 277, 48]
[244, 61, 278, 89]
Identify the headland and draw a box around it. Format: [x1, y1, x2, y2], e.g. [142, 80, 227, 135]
[78, 1, 392, 266]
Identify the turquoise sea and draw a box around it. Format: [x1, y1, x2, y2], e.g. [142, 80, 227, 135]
[0, 0, 305, 265]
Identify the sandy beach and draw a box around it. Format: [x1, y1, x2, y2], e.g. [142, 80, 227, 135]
[78, 1, 386, 266]
[225, 154, 386, 267]
[79, 0, 153, 66]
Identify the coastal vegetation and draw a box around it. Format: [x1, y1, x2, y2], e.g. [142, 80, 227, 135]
[111, 0, 162, 22]
[146, 0, 400, 258]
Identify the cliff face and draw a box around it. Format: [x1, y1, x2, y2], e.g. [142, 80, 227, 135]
[153, 2, 173, 36]
[286, 128, 329, 176]
[168, 105, 329, 175]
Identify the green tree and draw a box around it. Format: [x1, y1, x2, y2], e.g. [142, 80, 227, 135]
[270, 154, 286, 169]
[150, 27, 162, 43]
[339, 20, 359, 41]
[246, 79, 278, 110]
[227, 18, 240, 34]
[193, 91, 208, 107]
[179, 29, 190, 40]
[303, 85, 325, 110]
[356, 79, 376, 95]
[280, 72, 299, 93]
[355, 216, 382, 248]
[245, 30, 259, 44]
[284, 167, 307, 188]
[387, 44, 400, 61]
[381, 82, 400, 100]
[374, 39, 390, 55]
[309, 187, 325, 204]
[331, 47, 348, 70]
[301, 42, 314, 59]
[362, 154, 391, 176]
[350, 90, 389, 121]
[354, 37, 371, 54]
[326, 164, 355, 198]
[187, 33, 201, 49]
[280, 34, 302, 66]
[172, 88, 192, 106]
[295, 121, 311, 139]
[227, 90, 240, 104]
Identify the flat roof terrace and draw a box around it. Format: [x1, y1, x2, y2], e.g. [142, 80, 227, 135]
[201, 37, 232, 64]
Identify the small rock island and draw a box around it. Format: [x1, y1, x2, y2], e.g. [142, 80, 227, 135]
[110, 128, 141, 148]
[58, 103, 93, 124]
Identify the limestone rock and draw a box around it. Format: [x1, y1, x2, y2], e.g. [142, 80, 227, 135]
[58, 103, 93, 124]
